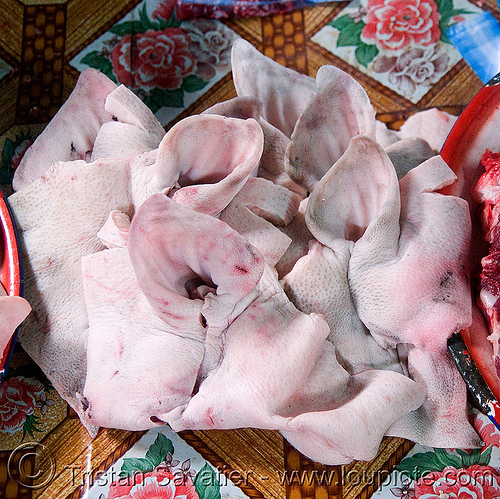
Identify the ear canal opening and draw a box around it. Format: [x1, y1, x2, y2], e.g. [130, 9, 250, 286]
[185, 276, 217, 300]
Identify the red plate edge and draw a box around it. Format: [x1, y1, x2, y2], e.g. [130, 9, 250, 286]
[440, 75, 500, 402]
[0, 188, 22, 378]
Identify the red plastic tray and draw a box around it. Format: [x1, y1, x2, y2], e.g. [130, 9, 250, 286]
[0, 189, 23, 380]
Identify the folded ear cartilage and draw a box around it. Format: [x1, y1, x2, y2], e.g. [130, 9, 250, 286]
[446, 11, 500, 84]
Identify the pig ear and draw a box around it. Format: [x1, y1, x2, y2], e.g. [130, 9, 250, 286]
[258, 119, 307, 197]
[398, 108, 457, 153]
[13, 68, 116, 191]
[285, 66, 376, 192]
[91, 122, 161, 161]
[96, 210, 131, 249]
[385, 137, 435, 180]
[163, 115, 264, 216]
[91, 85, 165, 160]
[306, 136, 400, 248]
[104, 85, 165, 138]
[388, 346, 481, 449]
[399, 154, 457, 195]
[202, 96, 262, 120]
[128, 194, 265, 332]
[231, 39, 316, 138]
[283, 368, 423, 465]
[220, 177, 300, 266]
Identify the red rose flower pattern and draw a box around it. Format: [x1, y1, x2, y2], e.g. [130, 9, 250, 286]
[152, 0, 177, 21]
[473, 413, 500, 448]
[414, 465, 500, 498]
[361, 0, 441, 50]
[110, 29, 196, 89]
[0, 376, 44, 433]
[108, 467, 199, 499]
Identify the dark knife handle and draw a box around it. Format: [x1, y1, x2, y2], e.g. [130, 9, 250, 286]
[448, 332, 500, 430]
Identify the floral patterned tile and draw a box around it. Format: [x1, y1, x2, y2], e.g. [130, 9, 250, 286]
[70, 0, 238, 127]
[0, 350, 67, 451]
[371, 409, 500, 498]
[311, 0, 484, 103]
[0, 124, 46, 192]
[85, 427, 249, 499]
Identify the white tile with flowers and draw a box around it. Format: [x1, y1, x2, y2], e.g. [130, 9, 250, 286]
[70, 0, 239, 127]
[368, 409, 500, 498]
[311, 0, 484, 103]
[85, 426, 249, 499]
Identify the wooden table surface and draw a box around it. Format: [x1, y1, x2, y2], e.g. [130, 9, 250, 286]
[0, 0, 497, 498]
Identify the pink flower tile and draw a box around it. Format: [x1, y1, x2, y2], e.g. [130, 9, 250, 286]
[311, 0, 484, 104]
[0, 351, 67, 451]
[370, 409, 500, 499]
[84, 428, 249, 499]
[70, 0, 238, 127]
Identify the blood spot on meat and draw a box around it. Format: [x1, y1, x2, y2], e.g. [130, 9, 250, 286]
[162, 310, 185, 321]
[206, 408, 215, 426]
[115, 341, 124, 359]
[234, 265, 248, 274]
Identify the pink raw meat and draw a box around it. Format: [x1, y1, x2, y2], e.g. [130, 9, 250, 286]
[171, 265, 331, 431]
[13, 69, 117, 191]
[9, 158, 133, 429]
[388, 345, 481, 448]
[283, 240, 401, 374]
[282, 367, 424, 465]
[398, 108, 457, 153]
[161, 115, 264, 216]
[128, 194, 265, 342]
[473, 151, 500, 360]
[349, 154, 471, 349]
[82, 247, 204, 430]
[231, 39, 315, 138]
[220, 177, 299, 266]
[285, 66, 376, 192]
[275, 198, 313, 279]
[0, 292, 31, 360]
[305, 136, 398, 249]
[202, 96, 262, 121]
